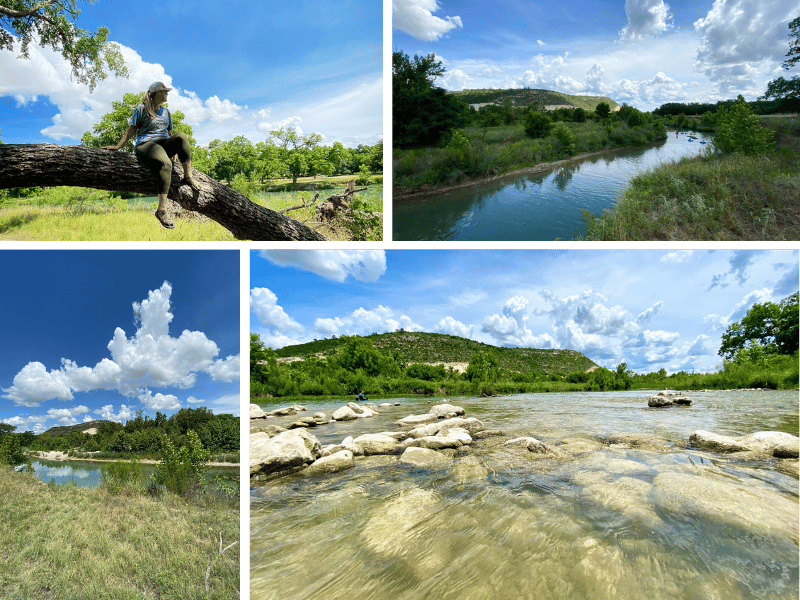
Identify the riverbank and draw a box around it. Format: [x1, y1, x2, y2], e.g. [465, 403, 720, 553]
[578, 116, 800, 240]
[0, 466, 238, 600]
[30, 449, 239, 467]
[393, 145, 640, 200]
[393, 120, 667, 195]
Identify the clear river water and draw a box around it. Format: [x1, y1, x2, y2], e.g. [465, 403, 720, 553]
[251, 390, 798, 600]
[392, 132, 714, 240]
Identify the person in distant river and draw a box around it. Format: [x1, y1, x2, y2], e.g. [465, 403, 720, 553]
[355, 391, 368, 402]
[104, 82, 197, 229]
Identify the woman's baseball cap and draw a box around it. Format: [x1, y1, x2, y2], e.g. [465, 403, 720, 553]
[148, 82, 172, 93]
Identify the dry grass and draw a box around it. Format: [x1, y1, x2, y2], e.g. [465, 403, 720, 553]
[0, 467, 238, 600]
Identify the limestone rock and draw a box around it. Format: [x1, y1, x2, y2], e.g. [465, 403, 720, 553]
[352, 433, 403, 455]
[429, 404, 465, 419]
[250, 424, 286, 437]
[691, 430, 800, 457]
[505, 436, 552, 453]
[407, 417, 485, 439]
[303, 450, 355, 475]
[331, 406, 358, 421]
[250, 429, 321, 476]
[250, 404, 267, 419]
[689, 430, 752, 453]
[396, 413, 439, 427]
[268, 406, 297, 417]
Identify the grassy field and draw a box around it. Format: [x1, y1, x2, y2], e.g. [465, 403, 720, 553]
[0, 176, 383, 241]
[393, 120, 666, 191]
[578, 116, 800, 240]
[0, 467, 239, 600]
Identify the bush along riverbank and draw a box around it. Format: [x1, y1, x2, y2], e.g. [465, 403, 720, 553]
[578, 112, 800, 240]
[393, 118, 668, 194]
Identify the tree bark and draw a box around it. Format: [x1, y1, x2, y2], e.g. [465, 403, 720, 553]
[0, 144, 327, 241]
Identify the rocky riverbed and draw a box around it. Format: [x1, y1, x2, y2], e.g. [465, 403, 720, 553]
[251, 391, 799, 600]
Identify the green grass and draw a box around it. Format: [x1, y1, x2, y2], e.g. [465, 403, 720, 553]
[578, 116, 800, 240]
[0, 177, 383, 241]
[0, 466, 239, 600]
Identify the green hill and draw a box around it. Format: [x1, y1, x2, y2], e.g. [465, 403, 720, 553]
[275, 332, 598, 375]
[450, 88, 620, 112]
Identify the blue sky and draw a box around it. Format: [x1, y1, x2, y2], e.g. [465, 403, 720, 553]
[0, 251, 241, 433]
[1, 0, 382, 146]
[251, 249, 799, 374]
[392, 0, 798, 110]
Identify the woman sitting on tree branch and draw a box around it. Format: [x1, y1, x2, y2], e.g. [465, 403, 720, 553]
[104, 82, 197, 229]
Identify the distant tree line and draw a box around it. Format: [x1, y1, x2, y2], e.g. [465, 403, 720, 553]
[0, 407, 238, 462]
[79, 91, 383, 187]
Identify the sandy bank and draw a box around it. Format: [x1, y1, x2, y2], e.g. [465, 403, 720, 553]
[393, 146, 637, 201]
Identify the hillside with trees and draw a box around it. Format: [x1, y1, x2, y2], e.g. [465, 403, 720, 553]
[451, 88, 620, 112]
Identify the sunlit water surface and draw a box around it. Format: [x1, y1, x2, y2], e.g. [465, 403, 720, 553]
[251, 390, 799, 600]
[393, 132, 714, 240]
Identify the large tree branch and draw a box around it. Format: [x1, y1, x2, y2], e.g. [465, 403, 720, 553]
[0, 144, 327, 240]
[0, 1, 60, 19]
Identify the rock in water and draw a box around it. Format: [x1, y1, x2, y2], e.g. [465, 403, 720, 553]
[250, 429, 321, 476]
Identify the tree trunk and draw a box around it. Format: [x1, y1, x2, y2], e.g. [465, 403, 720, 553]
[0, 144, 327, 241]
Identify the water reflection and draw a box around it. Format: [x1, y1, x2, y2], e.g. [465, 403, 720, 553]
[393, 133, 713, 241]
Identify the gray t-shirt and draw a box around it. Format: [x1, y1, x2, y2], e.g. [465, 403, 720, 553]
[129, 103, 172, 146]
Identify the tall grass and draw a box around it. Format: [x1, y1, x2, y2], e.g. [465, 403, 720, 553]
[0, 466, 239, 600]
[579, 116, 800, 240]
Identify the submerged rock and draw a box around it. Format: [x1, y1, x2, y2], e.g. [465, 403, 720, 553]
[399, 446, 452, 467]
[650, 471, 799, 540]
[362, 487, 441, 555]
[250, 429, 321, 476]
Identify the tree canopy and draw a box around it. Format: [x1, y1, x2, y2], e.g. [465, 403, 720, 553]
[719, 292, 799, 360]
[80, 91, 195, 150]
[393, 50, 469, 149]
[0, 0, 128, 90]
[713, 95, 774, 155]
[783, 15, 799, 70]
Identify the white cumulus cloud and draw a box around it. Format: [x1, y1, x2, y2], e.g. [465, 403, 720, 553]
[2, 282, 239, 407]
[393, 0, 463, 41]
[620, 0, 672, 40]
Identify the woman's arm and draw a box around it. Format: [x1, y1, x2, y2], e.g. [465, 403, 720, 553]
[103, 124, 137, 150]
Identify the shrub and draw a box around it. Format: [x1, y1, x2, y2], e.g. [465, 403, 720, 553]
[524, 110, 552, 139]
[553, 122, 576, 156]
[714, 95, 775, 155]
[152, 430, 209, 497]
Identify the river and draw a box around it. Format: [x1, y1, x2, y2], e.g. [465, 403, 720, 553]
[393, 132, 714, 240]
[251, 390, 798, 600]
[24, 457, 238, 489]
